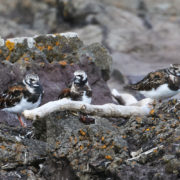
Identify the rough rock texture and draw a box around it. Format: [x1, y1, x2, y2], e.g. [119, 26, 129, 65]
[0, 0, 180, 179]
[1, 98, 180, 179]
[0, 33, 113, 127]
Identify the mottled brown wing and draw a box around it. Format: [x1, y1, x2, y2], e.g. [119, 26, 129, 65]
[58, 88, 71, 99]
[130, 70, 167, 91]
[0, 84, 26, 109]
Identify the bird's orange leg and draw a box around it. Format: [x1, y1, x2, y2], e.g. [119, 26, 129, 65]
[17, 114, 27, 128]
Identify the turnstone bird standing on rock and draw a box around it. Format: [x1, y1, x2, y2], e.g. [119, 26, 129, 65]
[0, 74, 43, 127]
[58, 70, 94, 124]
[58, 70, 92, 103]
[129, 64, 180, 100]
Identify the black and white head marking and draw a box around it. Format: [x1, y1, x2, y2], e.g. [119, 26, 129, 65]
[73, 70, 88, 86]
[23, 74, 42, 93]
[168, 64, 180, 77]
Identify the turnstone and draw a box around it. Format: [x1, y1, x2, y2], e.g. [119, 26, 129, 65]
[129, 64, 180, 100]
[58, 70, 94, 124]
[58, 70, 92, 103]
[0, 74, 43, 127]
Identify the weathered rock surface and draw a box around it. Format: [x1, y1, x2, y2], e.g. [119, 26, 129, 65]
[0, 33, 113, 126]
[1, 98, 180, 179]
[0, 0, 180, 179]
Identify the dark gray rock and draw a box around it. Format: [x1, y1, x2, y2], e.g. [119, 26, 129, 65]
[0, 34, 113, 128]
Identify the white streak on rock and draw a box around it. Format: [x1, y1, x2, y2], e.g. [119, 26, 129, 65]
[60, 32, 79, 38]
[0, 37, 4, 46]
[6, 37, 35, 48]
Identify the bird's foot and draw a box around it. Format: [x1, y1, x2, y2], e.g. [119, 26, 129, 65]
[18, 115, 27, 128]
[79, 115, 95, 125]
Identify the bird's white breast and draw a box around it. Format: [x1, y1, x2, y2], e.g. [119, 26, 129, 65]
[140, 84, 179, 99]
[82, 91, 92, 104]
[3, 95, 42, 113]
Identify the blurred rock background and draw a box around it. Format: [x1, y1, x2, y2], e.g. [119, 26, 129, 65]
[1, 0, 180, 92]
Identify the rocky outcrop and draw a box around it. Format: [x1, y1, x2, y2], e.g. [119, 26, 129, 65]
[0, 0, 180, 179]
[33, 99, 180, 179]
[0, 33, 113, 126]
[0, 34, 179, 179]
[1, 97, 180, 179]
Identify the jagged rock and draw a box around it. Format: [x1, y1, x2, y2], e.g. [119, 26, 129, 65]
[28, 98, 180, 179]
[0, 33, 113, 125]
[1, 72, 180, 179]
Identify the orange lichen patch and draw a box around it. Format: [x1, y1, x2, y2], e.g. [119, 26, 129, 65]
[74, 137, 78, 144]
[79, 129, 86, 136]
[53, 152, 58, 157]
[69, 136, 73, 142]
[122, 135, 126, 139]
[20, 169, 27, 175]
[80, 145, 84, 150]
[56, 41, 59, 46]
[56, 141, 61, 147]
[158, 114, 163, 119]
[24, 57, 30, 61]
[0, 145, 6, 150]
[101, 136, 105, 141]
[153, 149, 158, 153]
[79, 136, 84, 141]
[101, 145, 107, 149]
[123, 146, 128, 151]
[47, 45, 53, 50]
[105, 155, 112, 160]
[37, 45, 45, 51]
[6, 40, 15, 51]
[6, 54, 10, 61]
[171, 124, 176, 128]
[108, 144, 114, 150]
[59, 60, 67, 67]
[150, 109, 155, 115]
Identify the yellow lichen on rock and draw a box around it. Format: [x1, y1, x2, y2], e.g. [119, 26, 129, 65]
[6, 40, 15, 51]
[105, 155, 112, 160]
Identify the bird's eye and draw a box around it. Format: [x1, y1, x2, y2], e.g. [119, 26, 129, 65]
[30, 78, 35, 83]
